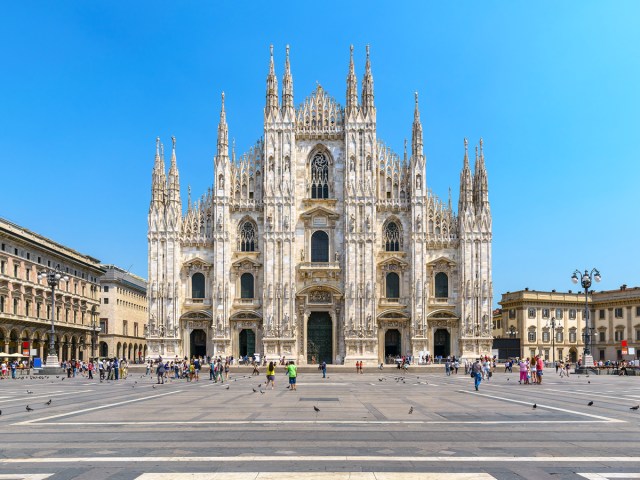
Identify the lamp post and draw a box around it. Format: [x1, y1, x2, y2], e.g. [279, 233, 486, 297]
[38, 267, 69, 372]
[90, 305, 100, 359]
[546, 316, 562, 365]
[507, 326, 519, 338]
[571, 268, 601, 368]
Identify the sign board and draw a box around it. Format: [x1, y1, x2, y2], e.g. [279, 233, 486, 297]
[622, 348, 628, 355]
[30, 348, 38, 355]
[33, 358, 42, 368]
[622, 340, 628, 347]
[628, 347, 636, 355]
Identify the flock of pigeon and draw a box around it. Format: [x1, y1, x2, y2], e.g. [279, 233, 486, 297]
[2, 373, 639, 418]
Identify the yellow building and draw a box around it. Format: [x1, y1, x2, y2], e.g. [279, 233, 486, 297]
[0, 217, 103, 362]
[98, 265, 148, 361]
[498, 289, 586, 363]
[498, 286, 640, 363]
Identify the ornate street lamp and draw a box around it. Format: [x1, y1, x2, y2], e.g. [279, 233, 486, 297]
[90, 305, 100, 359]
[38, 267, 69, 372]
[546, 316, 562, 365]
[571, 268, 601, 367]
[507, 326, 519, 338]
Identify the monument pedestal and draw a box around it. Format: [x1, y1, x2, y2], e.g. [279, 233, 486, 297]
[40, 353, 63, 376]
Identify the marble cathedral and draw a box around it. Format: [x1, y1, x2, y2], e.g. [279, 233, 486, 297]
[146, 46, 493, 364]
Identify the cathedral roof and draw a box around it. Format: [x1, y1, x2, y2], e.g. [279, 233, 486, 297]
[296, 85, 344, 139]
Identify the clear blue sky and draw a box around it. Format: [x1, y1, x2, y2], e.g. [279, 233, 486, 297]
[1, 2, 638, 305]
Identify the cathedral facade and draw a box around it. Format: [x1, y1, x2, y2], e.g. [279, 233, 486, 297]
[146, 46, 493, 364]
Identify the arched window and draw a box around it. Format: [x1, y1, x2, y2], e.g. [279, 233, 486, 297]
[191, 273, 205, 299]
[310, 152, 329, 199]
[435, 272, 448, 298]
[311, 230, 329, 262]
[383, 221, 401, 251]
[386, 272, 400, 299]
[240, 273, 254, 299]
[238, 221, 256, 251]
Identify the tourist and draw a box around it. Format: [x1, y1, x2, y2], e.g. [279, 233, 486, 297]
[536, 355, 544, 384]
[472, 359, 483, 391]
[156, 360, 165, 384]
[321, 360, 327, 378]
[266, 361, 276, 389]
[287, 361, 297, 391]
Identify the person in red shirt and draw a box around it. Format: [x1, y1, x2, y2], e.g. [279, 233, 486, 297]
[536, 356, 544, 384]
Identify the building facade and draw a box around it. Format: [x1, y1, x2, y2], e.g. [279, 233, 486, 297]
[498, 286, 640, 362]
[98, 265, 148, 361]
[147, 46, 493, 364]
[0, 217, 103, 361]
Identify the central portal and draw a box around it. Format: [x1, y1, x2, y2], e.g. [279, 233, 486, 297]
[239, 329, 256, 358]
[190, 329, 207, 359]
[434, 328, 451, 358]
[307, 312, 332, 364]
[385, 329, 401, 359]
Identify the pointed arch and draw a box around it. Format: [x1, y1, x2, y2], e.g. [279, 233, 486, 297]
[237, 216, 258, 252]
[308, 147, 333, 199]
[382, 217, 403, 251]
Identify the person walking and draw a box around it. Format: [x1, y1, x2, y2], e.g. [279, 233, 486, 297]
[156, 360, 165, 384]
[472, 359, 483, 391]
[266, 361, 276, 389]
[286, 361, 297, 391]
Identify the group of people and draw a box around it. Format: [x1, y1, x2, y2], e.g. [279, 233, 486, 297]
[517, 356, 545, 384]
[0, 359, 28, 379]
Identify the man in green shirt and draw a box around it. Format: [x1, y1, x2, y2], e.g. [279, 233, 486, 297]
[286, 361, 297, 391]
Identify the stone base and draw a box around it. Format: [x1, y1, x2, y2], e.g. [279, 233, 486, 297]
[40, 353, 63, 376]
[583, 354, 595, 367]
[343, 354, 378, 367]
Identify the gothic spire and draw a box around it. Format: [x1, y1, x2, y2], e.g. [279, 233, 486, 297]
[151, 137, 167, 206]
[459, 138, 473, 212]
[346, 45, 358, 114]
[216, 92, 229, 161]
[411, 92, 424, 163]
[167, 136, 181, 205]
[281, 45, 294, 113]
[473, 137, 489, 212]
[265, 44, 279, 116]
[361, 45, 374, 115]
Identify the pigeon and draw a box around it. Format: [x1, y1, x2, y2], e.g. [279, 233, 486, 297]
[152, 385, 156, 389]
[45, 399, 52, 406]
[379, 378, 383, 382]
[26, 405, 33, 412]
[252, 388, 258, 393]
[61, 378, 65, 381]
[27, 390, 33, 394]
[225, 385, 230, 390]
[313, 406, 320, 413]
[56, 376, 59, 378]
[0, 410, 2, 415]
[408, 406, 413, 414]
[588, 381, 591, 384]
[258, 384, 263, 388]
[587, 401, 594, 406]
[532, 403, 537, 409]
[630, 405, 639, 411]
[260, 390, 265, 394]
[507, 378, 510, 381]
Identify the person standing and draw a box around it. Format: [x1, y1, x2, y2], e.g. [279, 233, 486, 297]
[321, 360, 327, 379]
[88, 360, 94, 380]
[536, 355, 544, 384]
[287, 361, 297, 391]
